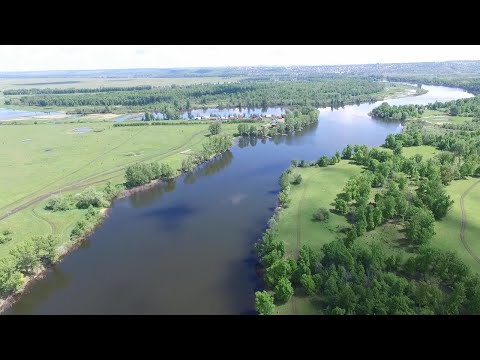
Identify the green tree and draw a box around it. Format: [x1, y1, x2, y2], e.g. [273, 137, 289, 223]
[255, 291, 275, 315]
[334, 198, 348, 215]
[10, 239, 39, 275]
[209, 122, 222, 135]
[76, 187, 109, 209]
[275, 277, 294, 303]
[406, 208, 436, 245]
[34, 235, 60, 266]
[160, 163, 175, 178]
[0, 258, 24, 295]
[300, 273, 316, 295]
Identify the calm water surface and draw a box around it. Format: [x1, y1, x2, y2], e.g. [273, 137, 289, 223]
[5, 85, 473, 314]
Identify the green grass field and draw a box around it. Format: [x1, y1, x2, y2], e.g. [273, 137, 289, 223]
[0, 121, 241, 259]
[277, 162, 363, 257]
[0, 77, 242, 91]
[421, 109, 473, 125]
[432, 178, 480, 273]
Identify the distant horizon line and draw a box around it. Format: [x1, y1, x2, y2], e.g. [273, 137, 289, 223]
[1, 59, 480, 74]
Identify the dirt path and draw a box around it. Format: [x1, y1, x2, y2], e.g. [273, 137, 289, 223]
[459, 179, 480, 265]
[31, 206, 57, 234]
[0, 129, 207, 222]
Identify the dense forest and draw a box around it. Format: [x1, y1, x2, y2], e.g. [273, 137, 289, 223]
[3, 79, 387, 115]
[3, 85, 152, 95]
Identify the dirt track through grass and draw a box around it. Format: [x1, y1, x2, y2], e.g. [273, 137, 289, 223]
[460, 179, 480, 265]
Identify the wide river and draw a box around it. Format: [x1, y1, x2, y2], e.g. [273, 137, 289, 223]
[5, 85, 474, 314]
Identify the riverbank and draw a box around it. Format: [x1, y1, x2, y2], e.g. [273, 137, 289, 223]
[257, 117, 480, 314]
[3, 84, 475, 315]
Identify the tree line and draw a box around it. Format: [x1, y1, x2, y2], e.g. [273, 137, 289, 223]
[3, 85, 152, 95]
[5, 79, 387, 115]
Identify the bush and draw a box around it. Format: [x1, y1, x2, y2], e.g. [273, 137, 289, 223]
[76, 187, 109, 209]
[160, 163, 175, 178]
[209, 122, 222, 135]
[45, 195, 72, 211]
[103, 182, 124, 202]
[278, 190, 291, 207]
[292, 173, 302, 185]
[313, 207, 330, 221]
[0, 230, 13, 244]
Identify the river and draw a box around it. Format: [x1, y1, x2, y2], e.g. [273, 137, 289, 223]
[5, 85, 473, 314]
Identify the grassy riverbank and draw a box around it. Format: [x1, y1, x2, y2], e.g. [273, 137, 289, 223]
[270, 150, 480, 314]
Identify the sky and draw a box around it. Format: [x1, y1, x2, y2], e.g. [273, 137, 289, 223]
[0, 45, 479, 72]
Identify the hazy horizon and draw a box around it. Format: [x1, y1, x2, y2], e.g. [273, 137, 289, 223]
[0, 45, 479, 72]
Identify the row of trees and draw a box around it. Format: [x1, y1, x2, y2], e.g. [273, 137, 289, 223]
[181, 134, 233, 173]
[3, 85, 152, 95]
[0, 235, 60, 296]
[6, 79, 386, 114]
[125, 162, 175, 188]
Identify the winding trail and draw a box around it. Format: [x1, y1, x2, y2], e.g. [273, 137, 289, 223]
[459, 179, 480, 265]
[31, 207, 57, 234]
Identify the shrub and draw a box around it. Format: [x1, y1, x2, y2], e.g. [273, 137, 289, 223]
[292, 173, 302, 185]
[76, 187, 109, 209]
[45, 195, 72, 211]
[313, 207, 330, 221]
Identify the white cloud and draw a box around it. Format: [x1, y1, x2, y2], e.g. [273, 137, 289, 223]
[0, 45, 479, 72]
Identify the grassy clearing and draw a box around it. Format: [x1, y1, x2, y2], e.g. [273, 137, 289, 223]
[276, 162, 363, 257]
[0, 121, 241, 261]
[432, 178, 480, 273]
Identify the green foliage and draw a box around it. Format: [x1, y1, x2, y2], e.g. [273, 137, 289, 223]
[125, 162, 160, 188]
[160, 163, 175, 178]
[76, 187, 109, 209]
[209, 122, 222, 135]
[406, 208, 436, 245]
[300, 274, 316, 295]
[292, 173, 302, 185]
[313, 207, 330, 222]
[274, 277, 294, 303]
[0, 258, 24, 295]
[317, 156, 330, 167]
[255, 291, 275, 315]
[33, 235, 60, 266]
[9, 239, 39, 275]
[45, 194, 72, 211]
[0, 230, 13, 245]
[71, 220, 87, 240]
[103, 181, 124, 202]
[265, 259, 293, 288]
